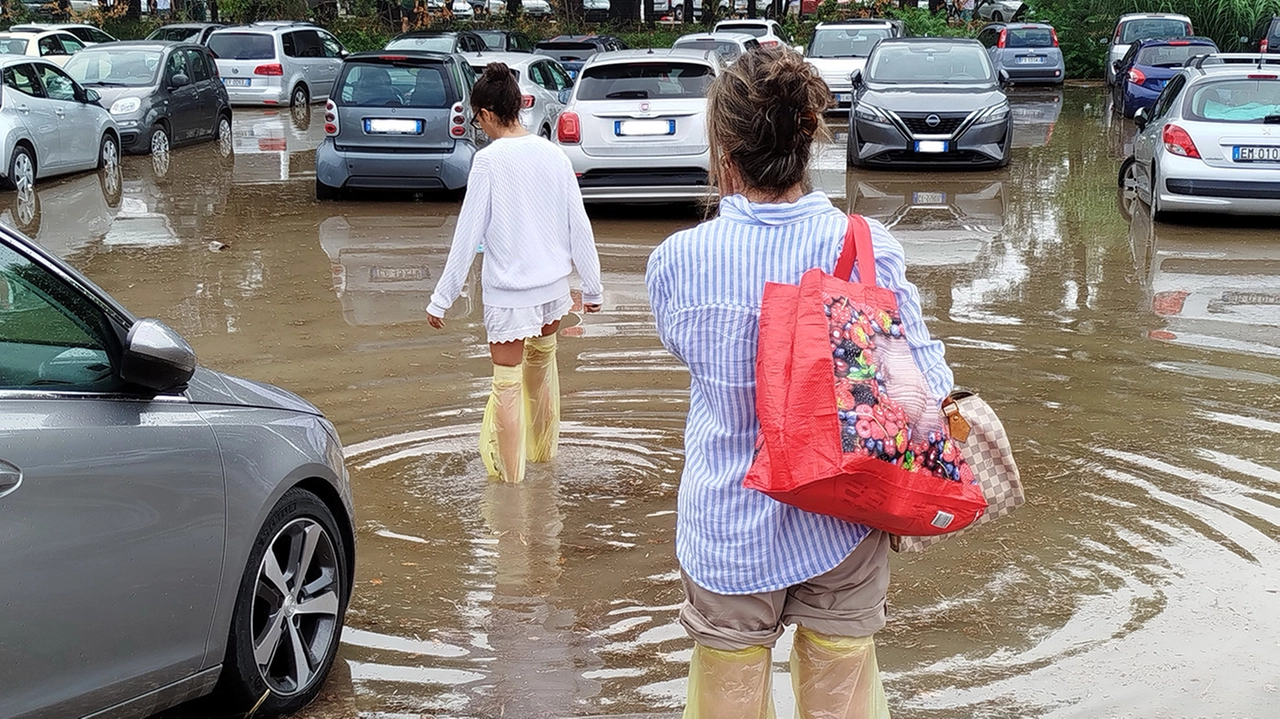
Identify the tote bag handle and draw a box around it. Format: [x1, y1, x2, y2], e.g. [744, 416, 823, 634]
[833, 214, 877, 287]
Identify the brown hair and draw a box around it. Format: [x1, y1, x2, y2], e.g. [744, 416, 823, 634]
[706, 46, 832, 196]
[471, 62, 522, 126]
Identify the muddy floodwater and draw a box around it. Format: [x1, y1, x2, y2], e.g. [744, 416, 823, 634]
[17, 89, 1280, 718]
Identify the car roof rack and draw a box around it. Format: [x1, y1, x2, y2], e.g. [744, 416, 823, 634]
[1187, 53, 1280, 71]
[250, 20, 316, 27]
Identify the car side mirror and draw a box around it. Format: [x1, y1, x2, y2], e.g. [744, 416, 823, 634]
[850, 69, 863, 88]
[171, 73, 190, 88]
[1240, 35, 1250, 46]
[120, 319, 196, 393]
[795, 44, 805, 53]
[1100, 37, 1109, 45]
[83, 87, 100, 105]
[558, 87, 572, 104]
[1133, 106, 1149, 130]
[1112, 60, 1122, 72]
[998, 68, 1010, 86]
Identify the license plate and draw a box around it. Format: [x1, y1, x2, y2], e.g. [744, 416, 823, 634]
[1016, 55, 1045, 64]
[1233, 145, 1280, 162]
[912, 191, 947, 204]
[223, 78, 250, 87]
[615, 119, 675, 136]
[365, 118, 423, 134]
[370, 266, 429, 282]
[915, 140, 948, 153]
[834, 93, 851, 104]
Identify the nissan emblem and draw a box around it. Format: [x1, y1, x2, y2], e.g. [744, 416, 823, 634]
[926, 114, 941, 127]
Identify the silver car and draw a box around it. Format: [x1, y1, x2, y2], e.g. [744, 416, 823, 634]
[673, 31, 760, 63]
[0, 56, 120, 191]
[1105, 12, 1193, 86]
[805, 20, 897, 110]
[1126, 54, 1280, 218]
[974, 0, 1025, 23]
[0, 228, 354, 717]
[208, 21, 348, 107]
[977, 22, 1065, 85]
[555, 48, 718, 203]
[468, 52, 571, 139]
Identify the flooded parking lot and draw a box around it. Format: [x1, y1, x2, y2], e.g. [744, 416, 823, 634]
[14, 88, 1280, 718]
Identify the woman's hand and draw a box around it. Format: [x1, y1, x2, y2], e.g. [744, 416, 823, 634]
[584, 303, 602, 314]
[427, 313, 445, 329]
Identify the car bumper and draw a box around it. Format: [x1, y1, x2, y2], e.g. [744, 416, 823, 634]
[315, 139, 476, 191]
[222, 82, 287, 106]
[1156, 153, 1280, 215]
[560, 145, 711, 203]
[1003, 65, 1065, 83]
[850, 115, 1011, 168]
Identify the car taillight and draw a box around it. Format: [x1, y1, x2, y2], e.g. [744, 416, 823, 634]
[1128, 67, 1146, 85]
[522, 94, 535, 109]
[557, 111, 581, 144]
[997, 28, 1006, 48]
[759, 39, 778, 47]
[324, 99, 338, 136]
[254, 63, 283, 76]
[1262, 38, 1270, 53]
[1051, 28, 1059, 47]
[1162, 123, 1200, 159]
[450, 102, 466, 137]
[1152, 290, 1189, 316]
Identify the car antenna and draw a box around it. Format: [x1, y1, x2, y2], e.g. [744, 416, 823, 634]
[648, 48, 654, 54]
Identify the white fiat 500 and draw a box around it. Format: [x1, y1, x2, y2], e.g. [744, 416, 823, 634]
[554, 48, 718, 204]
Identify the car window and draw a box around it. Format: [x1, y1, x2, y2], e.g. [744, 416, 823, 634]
[3, 64, 44, 97]
[527, 60, 549, 90]
[1187, 78, 1280, 123]
[186, 49, 211, 81]
[1136, 43, 1216, 68]
[0, 243, 119, 391]
[37, 64, 77, 101]
[290, 30, 324, 58]
[89, 29, 114, 44]
[717, 23, 768, 38]
[166, 49, 190, 81]
[1271, 19, 1280, 43]
[977, 28, 996, 48]
[547, 61, 570, 90]
[208, 32, 276, 60]
[514, 33, 533, 51]
[1006, 28, 1054, 48]
[1150, 74, 1186, 119]
[461, 60, 477, 89]
[867, 43, 995, 84]
[808, 27, 890, 58]
[319, 31, 344, 58]
[1119, 18, 1191, 44]
[577, 62, 714, 100]
[64, 49, 161, 86]
[58, 34, 85, 55]
[475, 30, 502, 49]
[337, 62, 454, 107]
[0, 38, 29, 55]
[674, 39, 743, 62]
[386, 35, 456, 53]
[38, 35, 67, 56]
[150, 26, 200, 42]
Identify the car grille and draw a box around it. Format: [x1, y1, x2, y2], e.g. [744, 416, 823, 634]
[866, 149, 999, 166]
[896, 113, 967, 135]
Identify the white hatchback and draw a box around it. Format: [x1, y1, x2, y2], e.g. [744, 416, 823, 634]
[554, 49, 718, 203]
[468, 52, 572, 139]
[0, 30, 87, 67]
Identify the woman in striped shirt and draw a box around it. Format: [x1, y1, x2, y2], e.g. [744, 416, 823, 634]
[646, 47, 953, 718]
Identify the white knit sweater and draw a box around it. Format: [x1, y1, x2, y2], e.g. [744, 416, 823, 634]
[427, 134, 603, 316]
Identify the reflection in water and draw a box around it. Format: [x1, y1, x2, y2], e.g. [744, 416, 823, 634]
[232, 108, 326, 185]
[1009, 90, 1063, 149]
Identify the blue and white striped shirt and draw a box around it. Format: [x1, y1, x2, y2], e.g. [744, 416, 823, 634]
[646, 191, 954, 595]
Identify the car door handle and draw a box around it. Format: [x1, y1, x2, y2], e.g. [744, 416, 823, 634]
[0, 459, 22, 498]
[54, 108, 65, 118]
[16, 103, 29, 114]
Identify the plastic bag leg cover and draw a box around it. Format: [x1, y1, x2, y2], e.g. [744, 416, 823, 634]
[683, 643, 776, 719]
[481, 364, 527, 483]
[522, 334, 560, 463]
[790, 628, 889, 719]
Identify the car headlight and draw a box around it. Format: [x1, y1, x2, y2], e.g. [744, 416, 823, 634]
[109, 97, 141, 116]
[853, 102, 891, 124]
[974, 101, 1010, 125]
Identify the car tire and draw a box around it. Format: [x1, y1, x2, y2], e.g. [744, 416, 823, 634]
[1149, 166, 1165, 221]
[149, 123, 170, 156]
[539, 124, 551, 140]
[1117, 156, 1137, 189]
[291, 84, 310, 108]
[212, 487, 350, 716]
[3, 144, 35, 191]
[674, 5, 683, 20]
[316, 178, 340, 201]
[98, 133, 119, 171]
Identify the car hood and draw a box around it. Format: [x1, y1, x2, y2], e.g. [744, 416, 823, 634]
[186, 367, 323, 416]
[88, 85, 155, 108]
[860, 84, 1005, 113]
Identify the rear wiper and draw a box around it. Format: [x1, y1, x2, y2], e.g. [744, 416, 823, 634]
[86, 80, 131, 86]
[605, 90, 649, 99]
[1266, 115, 1280, 124]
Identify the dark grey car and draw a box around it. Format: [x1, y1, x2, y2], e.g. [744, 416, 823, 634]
[0, 226, 354, 717]
[848, 37, 1012, 169]
[64, 41, 233, 155]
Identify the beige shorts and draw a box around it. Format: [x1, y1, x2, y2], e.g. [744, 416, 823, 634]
[679, 531, 890, 652]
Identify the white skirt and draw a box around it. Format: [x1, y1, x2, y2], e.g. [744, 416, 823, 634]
[484, 294, 573, 344]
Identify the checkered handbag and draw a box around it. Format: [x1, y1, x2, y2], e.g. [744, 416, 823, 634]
[891, 390, 1023, 553]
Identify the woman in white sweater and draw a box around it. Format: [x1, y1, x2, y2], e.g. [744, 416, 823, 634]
[428, 63, 603, 484]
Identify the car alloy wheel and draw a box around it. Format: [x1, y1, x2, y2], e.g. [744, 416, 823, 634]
[11, 149, 34, 191]
[99, 134, 119, 171]
[151, 126, 170, 155]
[251, 517, 342, 696]
[292, 85, 309, 107]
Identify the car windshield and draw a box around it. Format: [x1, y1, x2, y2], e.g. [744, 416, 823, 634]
[0, 38, 29, 55]
[674, 39, 742, 61]
[1006, 27, 1054, 48]
[468, 63, 521, 80]
[718, 24, 768, 38]
[1135, 43, 1215, 67]
[808, 27, 890, 58]
[577, 62, 713, 100]
[475, 31, 504, 48]
[208, 32, 275, 60]
[1120, 18, 1190, 44]
[867, 43, 994, 84]
[149, 27, 201, 42]
[64, 49, 161, 86]
[337, 62, 454, 107]
[1187, 79, 1280, 123]
[385, 35, 456, 52]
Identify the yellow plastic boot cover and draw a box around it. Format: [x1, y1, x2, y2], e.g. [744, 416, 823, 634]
[684, 643, 776, 719]
[790, 628, 890, 719]
[481, 364, 526, 483]
[523, 333, 560, 463]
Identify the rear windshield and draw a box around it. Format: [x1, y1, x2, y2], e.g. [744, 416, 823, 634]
[208, 33, 275, 60]
[0, 38, 29, 55]
[867, 43, 994, 84]
[468, 62, 520, 80]
[1135, 42, 1216, 67]
[1006, 27, 1054, 48]
[475, 31, 504, 49]
[1119, 18, 1190, 44]
[577, 62, 713, 100]
[1187, 79, 1280, 123]
[337, 62, 454, 107]
[65, 49, 161, 87]
[808, 27, 889, 58]
[385, 35, 455, 52]
[674, 39, 743, 61]
[718, 23, 768, 38]
[149, 27, 201, 42]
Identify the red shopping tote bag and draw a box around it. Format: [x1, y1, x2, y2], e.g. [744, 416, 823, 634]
[743, 215, 987, 536]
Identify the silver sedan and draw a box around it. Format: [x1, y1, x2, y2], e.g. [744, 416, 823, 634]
[0, 226, 354, 716]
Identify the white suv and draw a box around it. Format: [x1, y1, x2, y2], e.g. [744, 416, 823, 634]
[208, 21, 347, 107]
